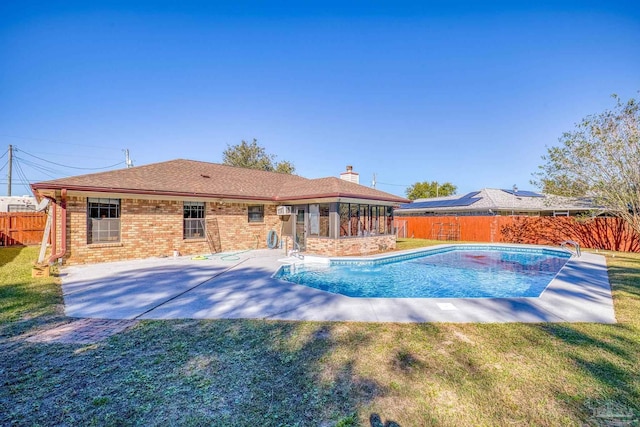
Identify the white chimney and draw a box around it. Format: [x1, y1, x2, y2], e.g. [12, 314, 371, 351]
[340, 165, 359, 184]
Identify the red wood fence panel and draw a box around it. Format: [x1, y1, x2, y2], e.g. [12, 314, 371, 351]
[403, 215, 639, 252]
[404, 216, 515, 242]
[0, 213, 47, 246]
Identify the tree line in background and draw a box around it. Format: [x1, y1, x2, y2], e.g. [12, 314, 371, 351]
[223, 139, 295, 174]
[404, 93, 640, 241]
[221, 93, 640, 243]
[404, 181, 457, 200]
[533, 94, 640, 237]
[223, 139, 459, 200]
[223, 139, 460, 202]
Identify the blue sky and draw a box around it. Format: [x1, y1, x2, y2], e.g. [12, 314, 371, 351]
[1, 1, 639, 197]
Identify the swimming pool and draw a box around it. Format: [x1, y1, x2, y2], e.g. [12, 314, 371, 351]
[274, 245, 572, 298]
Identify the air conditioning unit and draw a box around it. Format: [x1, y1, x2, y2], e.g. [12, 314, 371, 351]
[277, 205, 292, 216]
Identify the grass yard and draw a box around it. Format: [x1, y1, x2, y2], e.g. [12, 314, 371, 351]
[1, 243, 639, 426]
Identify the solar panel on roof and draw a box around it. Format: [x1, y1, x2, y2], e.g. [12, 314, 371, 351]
[463, 191, 481, 198]
[500, 189, 544, 198]
[398, 191, 482, 209]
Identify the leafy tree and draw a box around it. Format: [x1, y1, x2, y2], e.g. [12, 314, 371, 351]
[533, 94, 640, 236]
[274, 160, 296, 174]
[222, 139, 296, 174]
[405, 181, 457, 200]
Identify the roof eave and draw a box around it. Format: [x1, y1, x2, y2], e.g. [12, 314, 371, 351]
[30, 183, 275, 202]
[276, 192, 408, 204]
[30, 184, 408, 204]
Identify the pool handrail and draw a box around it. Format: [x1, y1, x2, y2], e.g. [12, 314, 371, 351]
[560, 240, 581, 257]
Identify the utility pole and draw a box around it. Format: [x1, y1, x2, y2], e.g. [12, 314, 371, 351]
[7, 145, 12, 196]
[372, 173, 376, 188]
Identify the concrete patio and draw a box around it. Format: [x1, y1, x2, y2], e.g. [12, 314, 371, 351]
[60, 246, 617, 323]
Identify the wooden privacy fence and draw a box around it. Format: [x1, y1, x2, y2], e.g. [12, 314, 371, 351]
[403, 215, 639, 252]
[0, 212, 47, 246]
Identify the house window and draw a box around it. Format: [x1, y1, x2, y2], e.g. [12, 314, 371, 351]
[87, 198, 120, 243]
[309, 204, 330, 237]
[184, 201, 205, 239]
[248, 205, 264, 223]
[339, 203, 350, 237]
[338, 203, 393, 237]
[319, 203, 330, 237]
[385, 206, 393, 234]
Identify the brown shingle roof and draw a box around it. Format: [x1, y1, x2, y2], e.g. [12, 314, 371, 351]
[32, 159, 408, 203]
[277, 177, 407, 202]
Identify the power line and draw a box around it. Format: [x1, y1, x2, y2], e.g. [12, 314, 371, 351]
[13, 156, 68, 179]
[13, 158, 33, 195]
[376, 181, 411, 187]
[0, 179, 31, 183]
[4, 143, 129, 195]
[1, 133, 116, 151]
[16, 147, 125, 170]
[15, 155, 39, 193]
[7, 182, 33, 196]
[8, 149, 124, 160]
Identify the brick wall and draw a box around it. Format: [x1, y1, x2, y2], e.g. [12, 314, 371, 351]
[306, 235, 396, 257]
[52, 196, 399, 264]
[211, 202, 281, 253]
[61, 197, 284, 264]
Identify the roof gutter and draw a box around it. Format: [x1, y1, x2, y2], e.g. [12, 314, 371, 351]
[30, 184, 409, 204]
[275, 192, 409, 203]
[30, 184, 274, 202]
[48, 189, 67, 264]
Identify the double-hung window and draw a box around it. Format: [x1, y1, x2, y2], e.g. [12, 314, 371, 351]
[87, 198, 120, 243]
[248, 205, 264, 223]
[184, 201, 205, 239]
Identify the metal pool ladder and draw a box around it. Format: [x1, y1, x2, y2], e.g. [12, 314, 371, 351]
[560, 240, 581, 257]
[288, 241, 304, 260]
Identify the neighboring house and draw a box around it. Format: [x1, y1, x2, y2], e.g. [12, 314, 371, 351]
[31, 160, 408, 264]
[394, 188, 598, 217]
[0, 196, 37, 212]
[394, 188, 617, 248]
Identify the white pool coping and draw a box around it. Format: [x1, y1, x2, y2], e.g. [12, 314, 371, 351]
[60, 244, 617, 323]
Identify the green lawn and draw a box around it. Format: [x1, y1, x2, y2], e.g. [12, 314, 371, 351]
[1, 243, 639, 426]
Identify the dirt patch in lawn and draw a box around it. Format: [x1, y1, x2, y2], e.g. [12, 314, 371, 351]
[25, 318, 139, 344]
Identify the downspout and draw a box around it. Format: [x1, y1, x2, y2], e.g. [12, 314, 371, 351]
[49, 200, 56, 258]
[48, 189, 67, 264]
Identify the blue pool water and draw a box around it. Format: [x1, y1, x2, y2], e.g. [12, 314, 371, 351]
[274, 246, 571, 298]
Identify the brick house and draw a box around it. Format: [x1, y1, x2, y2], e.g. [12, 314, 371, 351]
[31, 159, 408, 264]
